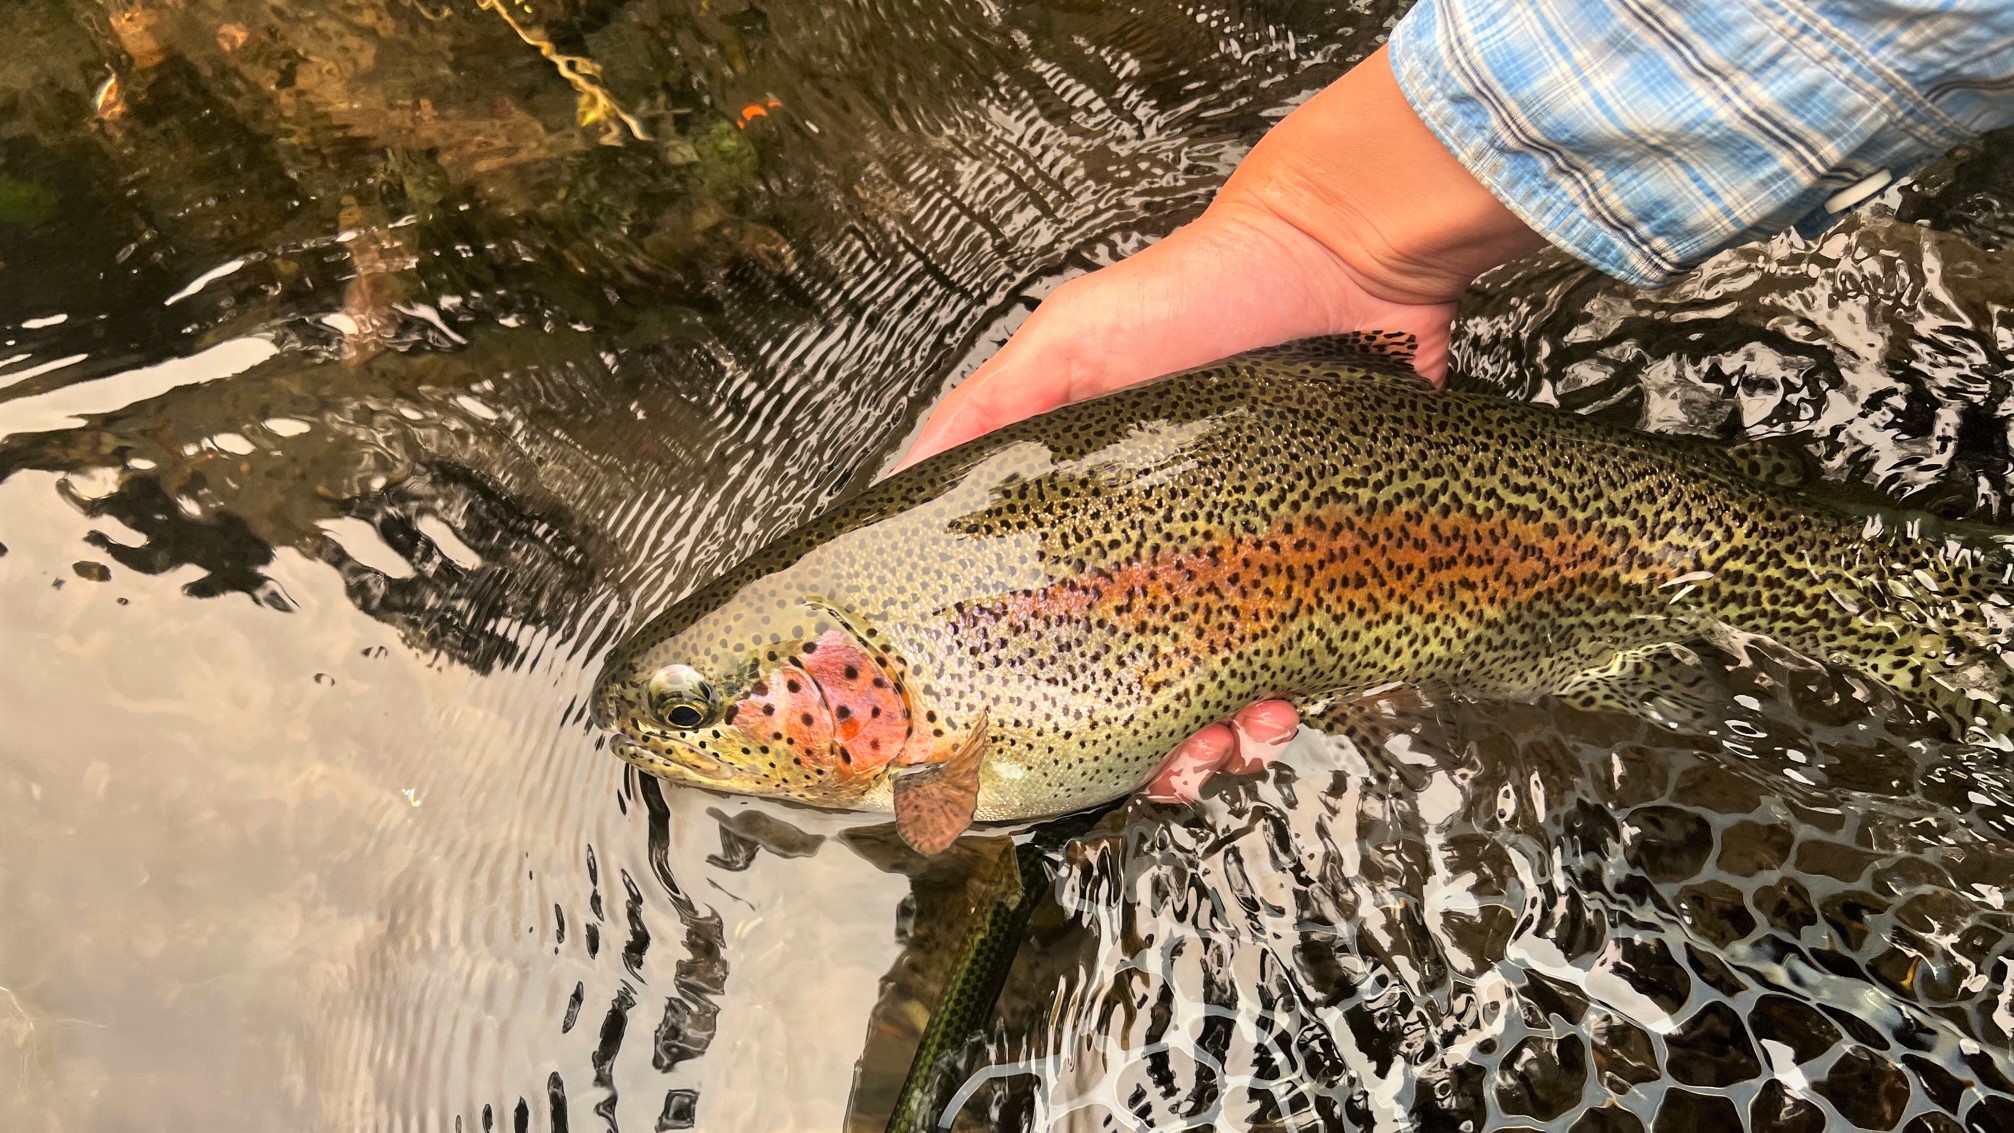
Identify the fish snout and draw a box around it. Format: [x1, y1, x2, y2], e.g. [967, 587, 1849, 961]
[591, 593, 926, 803]
[588, 659, 631, 732]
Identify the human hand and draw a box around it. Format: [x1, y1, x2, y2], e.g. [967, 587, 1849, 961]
[897, 48, 1543, 803]
[895, 197, 1465, 470]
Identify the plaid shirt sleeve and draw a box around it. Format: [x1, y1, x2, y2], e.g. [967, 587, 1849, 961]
[1388, 0, 2014, 286]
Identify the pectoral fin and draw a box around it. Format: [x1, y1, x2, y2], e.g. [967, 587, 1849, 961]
[892, 714, 988, 855]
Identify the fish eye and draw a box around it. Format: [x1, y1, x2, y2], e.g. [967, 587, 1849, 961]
[646, 665, 717, 731]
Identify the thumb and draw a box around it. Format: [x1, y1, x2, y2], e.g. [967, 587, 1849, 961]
[898, 206, 1456, 469]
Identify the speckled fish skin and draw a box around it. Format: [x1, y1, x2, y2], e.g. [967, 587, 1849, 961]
[592, 336, 2014, 831]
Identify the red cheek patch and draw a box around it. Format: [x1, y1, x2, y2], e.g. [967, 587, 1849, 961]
[733, 662, 834, 767]
[796, 629, 910, 778]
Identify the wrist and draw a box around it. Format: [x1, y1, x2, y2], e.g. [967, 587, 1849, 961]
[1215, 46, 1545, 307]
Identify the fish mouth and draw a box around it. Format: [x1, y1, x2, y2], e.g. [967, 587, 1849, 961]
[609, 733, 739, 783]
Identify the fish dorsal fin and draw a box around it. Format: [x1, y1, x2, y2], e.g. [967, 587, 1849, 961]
[892, 712, 988, 855]
[1233, 331, 1424, 380]
[1720, 437, 1819, 490]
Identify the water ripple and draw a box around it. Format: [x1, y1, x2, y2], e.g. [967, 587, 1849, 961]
[4, 2, 2011, 1130]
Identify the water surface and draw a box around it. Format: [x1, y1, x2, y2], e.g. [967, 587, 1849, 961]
[2, 2, 2011, 1131]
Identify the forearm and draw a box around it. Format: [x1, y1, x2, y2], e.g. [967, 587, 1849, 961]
[1390, 0, 2014, 286]
[1215, 46, 1547, 306]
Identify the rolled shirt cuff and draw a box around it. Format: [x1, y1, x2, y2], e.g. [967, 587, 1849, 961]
[1387, 0, 1995, 286]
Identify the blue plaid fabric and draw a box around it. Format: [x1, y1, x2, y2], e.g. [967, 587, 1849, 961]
[1389, 0, 2014, 285]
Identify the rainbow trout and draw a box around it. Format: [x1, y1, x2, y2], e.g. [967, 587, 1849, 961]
[593, 335, 2014, 854]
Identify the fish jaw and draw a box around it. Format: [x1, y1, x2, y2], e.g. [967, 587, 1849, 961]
[592, 586, 929, 810]
[607, 732, 743, 785]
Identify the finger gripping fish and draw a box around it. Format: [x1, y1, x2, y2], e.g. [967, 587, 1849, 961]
[593, 335, 2014, 854]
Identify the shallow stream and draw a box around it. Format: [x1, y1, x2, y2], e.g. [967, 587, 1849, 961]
[3, 2, 2013, 1131]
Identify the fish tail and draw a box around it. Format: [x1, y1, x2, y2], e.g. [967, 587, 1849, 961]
[1738, 512, 2014, 744]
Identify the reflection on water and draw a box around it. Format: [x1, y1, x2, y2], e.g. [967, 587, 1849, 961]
[0, 1, 2009, 1131]
[973, 673, 2014, 1131]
